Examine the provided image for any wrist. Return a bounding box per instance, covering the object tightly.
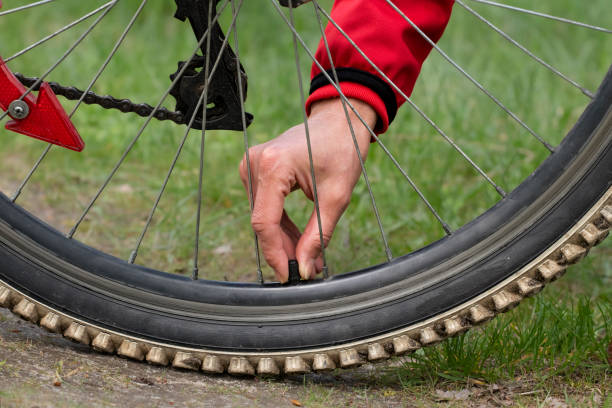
[305,79,391,133]
[309,97,377,136]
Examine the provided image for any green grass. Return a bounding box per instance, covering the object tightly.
[293,247,612,405]
[0,1,611,403]
[396,293,610,386]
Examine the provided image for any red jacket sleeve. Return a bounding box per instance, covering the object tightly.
[305,0,454,133]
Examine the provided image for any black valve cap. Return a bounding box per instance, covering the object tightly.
[287,260,301,285]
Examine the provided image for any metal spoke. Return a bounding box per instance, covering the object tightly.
[383,0,554,152]
[129,61,210,265]
[0,0,55,17]
[129,0,241,270]
[288,0,329,277]
[0,0,119,123]
[469,0,612,34]
[315,4,507,197]
[193,0,215,280]
[312,3,392,262]
[67,0,231,239]
[11,0,148,203]
[67,0,148,118]
[193,0,244,280]
[5,1,116,63]
[271,0,453,235]
[457,0,594,98]
[229,0,264,283]
[11,145,52,202]
[191,0,215,281]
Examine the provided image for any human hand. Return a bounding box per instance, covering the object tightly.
[239,97,377,282]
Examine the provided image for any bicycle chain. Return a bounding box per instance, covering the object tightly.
[15,73,187,126]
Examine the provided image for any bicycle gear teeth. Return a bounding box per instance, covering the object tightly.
[0,193,610,377]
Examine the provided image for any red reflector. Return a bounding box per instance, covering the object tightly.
[0,57,84,152]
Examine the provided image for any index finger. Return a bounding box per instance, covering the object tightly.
[251,173,292,282]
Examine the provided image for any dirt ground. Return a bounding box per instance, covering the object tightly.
[0,308,422,408]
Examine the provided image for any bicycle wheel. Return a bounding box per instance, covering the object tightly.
[0,0,610,376]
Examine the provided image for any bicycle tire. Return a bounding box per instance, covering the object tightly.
[0,0,611,376]
[0,53,610,375]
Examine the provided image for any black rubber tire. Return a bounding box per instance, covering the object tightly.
[0,66,610,354]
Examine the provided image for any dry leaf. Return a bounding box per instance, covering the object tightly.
[115,184,134,194]
[64,366,83,379]
[213,244,232,255]
[543,397,568,408]
[53,381,61,387]
[290,399,303,407]
[487,384,501,393]
[468,378,487,386]
[435,389,471,401]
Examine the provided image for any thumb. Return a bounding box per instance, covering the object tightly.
[296,196,347,279]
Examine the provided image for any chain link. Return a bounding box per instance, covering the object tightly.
[15,73,187,125]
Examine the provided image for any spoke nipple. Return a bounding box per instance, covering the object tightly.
[442,223,453,235]
[385,249,394,262]
[257,269,264,285]
[496,186,507,197]
[128,251,137,264]
[192,267,199,281]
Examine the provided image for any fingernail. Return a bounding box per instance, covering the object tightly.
[299,261,314,280]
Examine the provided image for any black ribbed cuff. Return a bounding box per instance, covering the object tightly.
[309,68,398,125]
